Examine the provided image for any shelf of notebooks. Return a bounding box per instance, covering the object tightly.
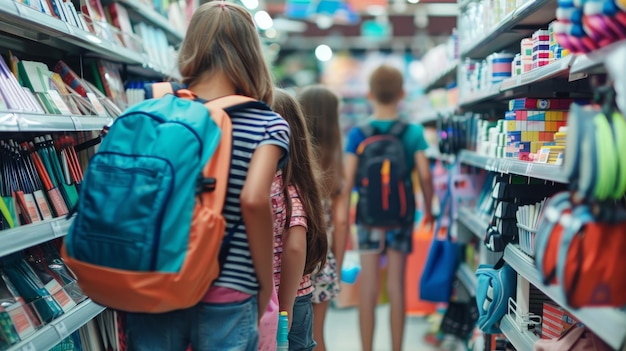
[110,0,186,44]
[504,244,626,350]
[458,150,569,183]
[424,60,459,93]
[0,0,180,80]
[6,299,105,351]
[460,0,559,59]
[457,205,489,240]
[0,217,74,258]
[499,313,540,351]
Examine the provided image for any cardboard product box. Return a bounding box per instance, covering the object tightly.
[541,303,579,339]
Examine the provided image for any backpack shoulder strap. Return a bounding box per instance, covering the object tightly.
[388,121,409,139]
[358,123,377,138]
[145,82,186,99]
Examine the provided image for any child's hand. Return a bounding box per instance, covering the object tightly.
[422,213,435,231]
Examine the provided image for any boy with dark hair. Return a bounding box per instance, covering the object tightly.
[343,64,435,351]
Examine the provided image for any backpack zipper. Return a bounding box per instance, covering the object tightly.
[381,159,390,210]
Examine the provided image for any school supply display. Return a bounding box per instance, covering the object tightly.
[354,121,415,227]
[534,192,626,308]
[420,188,459,303]
[554,0,626,54]
[516,199,547,256]
[475,259,517,334]
[62,82,267,313]
[563,102,626,202]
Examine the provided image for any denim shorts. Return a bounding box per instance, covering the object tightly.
[357,225,413,254]
[126,296,258,351]
[288,293,316,351]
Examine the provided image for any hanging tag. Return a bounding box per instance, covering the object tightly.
[53,320,70,340]
[51,220,63,238]
[526,162,534,175]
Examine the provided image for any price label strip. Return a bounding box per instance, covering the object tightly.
[53,321,69,340]
[51,220,64,238]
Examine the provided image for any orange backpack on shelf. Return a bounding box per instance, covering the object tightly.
[535,192,626,308]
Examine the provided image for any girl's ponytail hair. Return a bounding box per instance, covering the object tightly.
[272,89,328,275]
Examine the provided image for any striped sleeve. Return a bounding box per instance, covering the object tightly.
[259,115,290,167]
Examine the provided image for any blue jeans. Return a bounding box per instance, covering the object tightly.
[126,297,258,351]
[288,293,316,351]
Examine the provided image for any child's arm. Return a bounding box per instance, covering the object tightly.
[241,144,283,320]
[330,189,349,282]
[414,151,434,225]
[278,224,307,329]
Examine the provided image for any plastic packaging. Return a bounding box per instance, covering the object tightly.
[277,311,289,350]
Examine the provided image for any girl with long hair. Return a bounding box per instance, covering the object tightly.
[125,3,289,350]
[298,85,348,351]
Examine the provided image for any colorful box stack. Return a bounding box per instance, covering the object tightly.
[536,126,567,165]
[532,29,551,69]
[548,21,569,60]
[542,303,579,339]
[488,52,515,85]
[503,98,571,160]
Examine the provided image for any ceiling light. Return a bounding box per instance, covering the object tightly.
[254,11,274,30]
[265,28,277,39]
[315,44,333,62]
[408,0,420,3]
[315,15,334,30]
[240,0,259,10]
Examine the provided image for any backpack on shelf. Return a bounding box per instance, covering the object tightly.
[355,121,415,228]
[62,82,263,313]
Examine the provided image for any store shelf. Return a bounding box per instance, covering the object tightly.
[0,112,113,132]
[500,55,574,91]
[459,84,502,108]
[0,217,74,258]
[418,106,457,124]
[570,39,626,76]
[500,313,540,350]
[458,150,568,183]
[113,0,184,44]
[460,0,558,59]
[0,0,173,79]
[457,263,477,296]
[504,245,626,350]
[424,60,459,92]
[7,300,105,351]
[457,206,488,240]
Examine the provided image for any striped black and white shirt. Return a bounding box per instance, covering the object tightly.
[213,102,290,294]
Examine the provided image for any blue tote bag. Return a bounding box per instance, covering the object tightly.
[419,188,460,303]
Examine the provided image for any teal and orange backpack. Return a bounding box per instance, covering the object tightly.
[62,83,260,313]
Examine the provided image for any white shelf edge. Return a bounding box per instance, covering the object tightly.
[457,206,488,240]
[7,300,105,351]
[504,245,626,350]
[570,39,626,75]
[418,106,457,124]
[0,112,113,132]
[424,60,459,91]
[0,217,74,258]
[457,263,477,296]
[115,0,184,43]
[500,55,575,91]
[458,150,569,183]
[500,313,540,350]
[459,84,502,107]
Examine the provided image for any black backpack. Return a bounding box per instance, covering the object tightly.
[355,121,415,227]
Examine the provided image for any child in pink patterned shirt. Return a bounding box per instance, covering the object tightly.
[258,89,328,351]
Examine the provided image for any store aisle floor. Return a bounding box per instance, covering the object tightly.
[325,305,438,351]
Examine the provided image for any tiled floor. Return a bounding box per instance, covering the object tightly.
[325,304,439,351]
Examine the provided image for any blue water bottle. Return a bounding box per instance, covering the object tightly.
[276,311,289,350]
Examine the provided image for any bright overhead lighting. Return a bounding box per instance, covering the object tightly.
[315,44,333,62]
[254,11,274,30]
[240,0,259,10]
[265,28,277,39]
[408,0,420,3]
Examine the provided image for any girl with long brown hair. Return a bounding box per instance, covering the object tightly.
[298,85,348,351]
[262,88,328,351]
[125,3,289,350]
